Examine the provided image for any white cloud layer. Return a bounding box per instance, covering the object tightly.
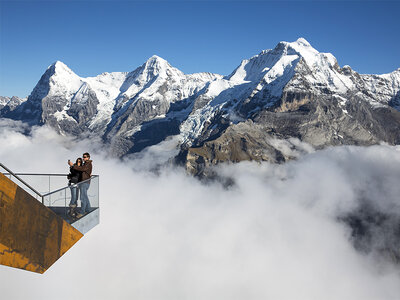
[0,121,400,300]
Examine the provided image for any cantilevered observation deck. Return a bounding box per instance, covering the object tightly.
[0,163,99,273]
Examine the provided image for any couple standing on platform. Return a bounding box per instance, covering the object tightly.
[67,152,92,219]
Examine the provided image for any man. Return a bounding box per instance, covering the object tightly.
[68,152,92,218]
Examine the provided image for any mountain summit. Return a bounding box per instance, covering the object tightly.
[1,39,399,170]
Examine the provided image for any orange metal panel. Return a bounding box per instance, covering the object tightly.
[60,221,82,257]
[0,173,17,206]
[0,173,83,273]
[0,242,45,274]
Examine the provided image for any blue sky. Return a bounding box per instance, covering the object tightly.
[1,0,399,98]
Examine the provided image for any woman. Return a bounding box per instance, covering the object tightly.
[67,158,83,217]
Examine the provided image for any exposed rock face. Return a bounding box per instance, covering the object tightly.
[1,38,400,167]
[182,94,400,176]
[182,121,292,177]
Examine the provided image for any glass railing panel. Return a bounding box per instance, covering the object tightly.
[87,176,99,209]
[14,175,50,196]
[42,185,70,208]
[42,176,99,223]
[12,174,69,196]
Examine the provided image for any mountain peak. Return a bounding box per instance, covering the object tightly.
[143,55,171,71]
[136,54,183,79]
[271,38,340,70]
[294,37,311,47]
[51,60,67,67]
[45,61,79,80]
[266,38,319,62]
[48,60,71,71]
[285,38,318,54]
[30,60,82,100]
[147,55,166,63]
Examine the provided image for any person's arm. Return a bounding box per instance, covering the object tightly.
[73,163,92,175]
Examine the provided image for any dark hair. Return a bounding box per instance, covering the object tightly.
[83,152,90,158]
[76,158,83,165]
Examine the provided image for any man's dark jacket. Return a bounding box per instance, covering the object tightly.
[73,160,92,181]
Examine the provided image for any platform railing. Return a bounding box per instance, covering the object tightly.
[42,176,99,209]
[0,163,99,222]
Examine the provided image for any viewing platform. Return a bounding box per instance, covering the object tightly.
[0,163,99,273]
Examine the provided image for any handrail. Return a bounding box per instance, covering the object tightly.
[3,173,99,177]
[41,175,98,197]
[0,163,44,202]
[3,173,69,177]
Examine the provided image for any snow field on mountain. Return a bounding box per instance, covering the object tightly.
[85,72,127,128]
[47,61,83,98]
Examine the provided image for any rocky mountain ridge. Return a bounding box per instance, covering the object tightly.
[1,38,400,174]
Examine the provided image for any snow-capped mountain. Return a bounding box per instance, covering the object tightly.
[179,39,400,175]
[1,38,400,170]
[180,38,400,142]
[2,56,221,151]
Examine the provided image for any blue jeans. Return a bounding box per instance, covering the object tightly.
[79,182,91,214]
[69,185,79,207]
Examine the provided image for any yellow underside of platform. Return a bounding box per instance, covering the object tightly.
[0,173,83,273]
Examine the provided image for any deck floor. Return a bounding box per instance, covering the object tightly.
[48,206,98,224]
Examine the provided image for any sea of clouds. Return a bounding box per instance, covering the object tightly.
[0,119,400,300]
